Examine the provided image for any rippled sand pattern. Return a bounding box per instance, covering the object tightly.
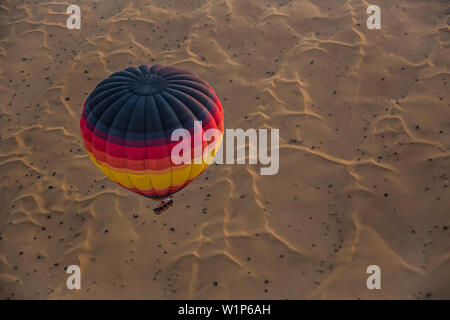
[0,0,449,299]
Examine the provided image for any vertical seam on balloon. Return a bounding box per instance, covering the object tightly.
[148,95,167,197]
[159,91,189,193]
[160,91,204,186]
[143,95,154,196]
[153,93,173,197]
[146,95,161,197]
[123,95,141,193]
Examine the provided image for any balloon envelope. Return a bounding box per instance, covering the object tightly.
[80,64,223,199]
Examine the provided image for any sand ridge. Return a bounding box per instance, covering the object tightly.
[0,0,449,299]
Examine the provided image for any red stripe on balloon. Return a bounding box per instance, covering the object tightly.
[81,116,222,162]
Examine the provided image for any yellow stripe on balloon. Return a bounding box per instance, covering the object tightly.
[87,133,222,192]
[89,154,206,191]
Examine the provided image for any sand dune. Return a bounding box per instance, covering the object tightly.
[0,0,449,299]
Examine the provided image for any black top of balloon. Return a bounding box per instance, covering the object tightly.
[83,64,222,141]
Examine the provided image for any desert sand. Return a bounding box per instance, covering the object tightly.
[0,0,449,299]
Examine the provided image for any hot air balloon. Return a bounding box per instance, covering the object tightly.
[80,64,224,214]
